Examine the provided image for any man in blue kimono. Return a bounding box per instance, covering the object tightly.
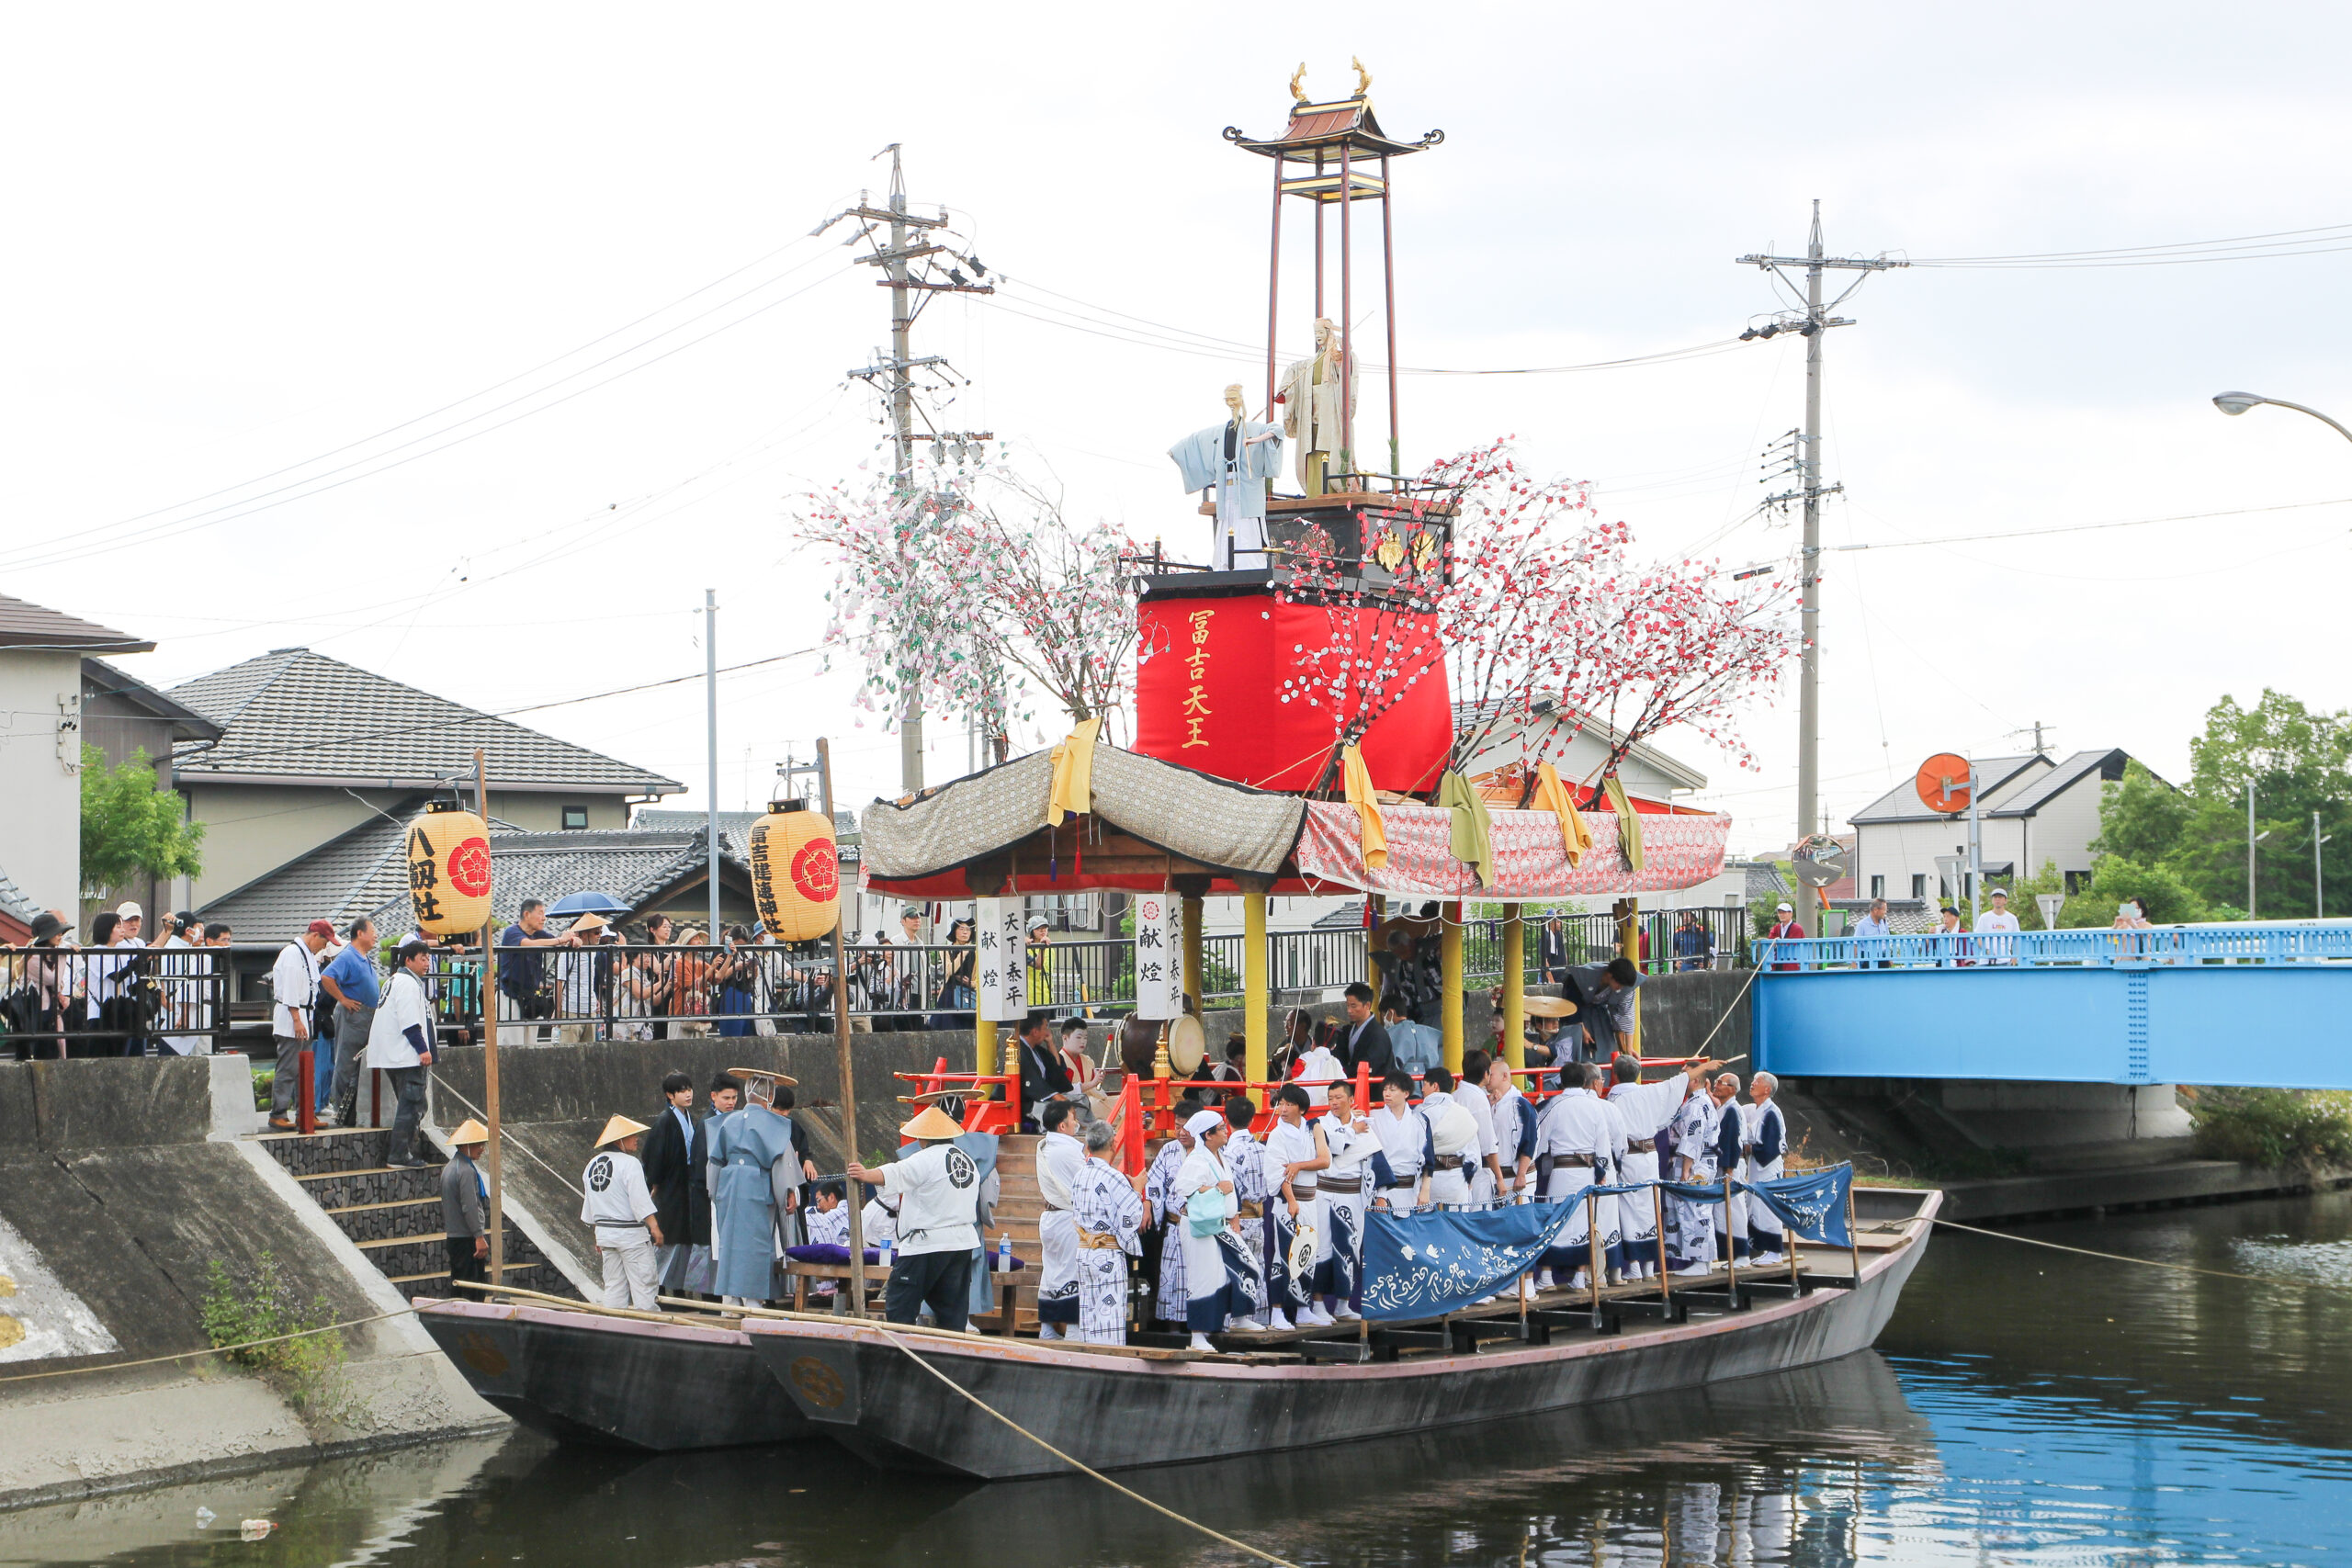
[706,1067,799,1305]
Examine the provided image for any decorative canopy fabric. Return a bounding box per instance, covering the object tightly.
[858,741,1307,886]
[1294,798,1729,897]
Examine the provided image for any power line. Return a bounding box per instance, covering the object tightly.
[1909,220,2352,268]
[0,253,857,572]
[1831,494,2352,551]
[180,647,821,770]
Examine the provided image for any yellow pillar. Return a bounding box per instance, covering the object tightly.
[975,1016,997,1083]
[1181,893,1204,1016]
[1500,903,1525,1070]
[1243,889,1270,1089]
[1441,901,1464,1074]
[1616,897,1642,1060]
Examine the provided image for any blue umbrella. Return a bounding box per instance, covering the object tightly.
[546,891,633,918]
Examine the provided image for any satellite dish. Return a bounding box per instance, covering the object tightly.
[1916,752,1973,815]
[1163,1014,1206,1076]
[1792,833,1849,888]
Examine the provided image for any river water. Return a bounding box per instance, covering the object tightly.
[5,1190,2349,1567]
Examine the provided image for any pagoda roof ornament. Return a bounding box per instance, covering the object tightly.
[1226,59,1442,160]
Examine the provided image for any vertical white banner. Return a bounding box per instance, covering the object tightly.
[976,897,1028,1022]
[1133,891,1182,1020]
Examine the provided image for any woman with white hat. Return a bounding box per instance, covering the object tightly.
[848,1101,987,1332]
[581,1115,663,1309]
[1171,1108,1264,1351]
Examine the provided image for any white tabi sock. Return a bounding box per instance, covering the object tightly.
[1188,1333,1214,1352]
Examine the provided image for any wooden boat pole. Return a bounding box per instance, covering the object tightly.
[1845,1184,1863,1285]
[1586,1187,1601,1317]
[1500,904,1525,1070]
[1722,1173,1739,1297]
[1242,884,1270,1088]
[818,739,869,1318]
[477,749,503,1290]
[1653,1183,1671,1306]
[1441,900,1464,1073]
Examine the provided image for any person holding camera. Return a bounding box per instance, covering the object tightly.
[497,899,576,1047]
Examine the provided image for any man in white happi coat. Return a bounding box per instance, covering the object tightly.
[581,1115,664,1309]
[1452,1050,1505,1204]
[1218,1097,1273,1326]
[1608,1054,1719,1280]
[1261,1085,1323,1330]
[1740,1072,1791,1264]
[1369,1071,1433,1213]
[1483,1055,1540,1203]
[1418,1066,1479,1207]
[1034,1100,1089,1340]
[1312,1079,1387,1323]
[846,1104,988,1332]
[1143,1122,1197,1328]
[1068,1119,1147,1345]
[1535,1063,1622,1292]
[1667,1077,1727,1275]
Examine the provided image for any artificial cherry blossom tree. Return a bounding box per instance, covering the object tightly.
[795,453,1140,757]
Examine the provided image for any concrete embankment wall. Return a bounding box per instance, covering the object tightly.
[0,1057,498,1511]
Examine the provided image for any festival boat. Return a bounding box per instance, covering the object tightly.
[737,1185,1936,1478]
[416,1295,815,1451]
[413,66,1930,1476]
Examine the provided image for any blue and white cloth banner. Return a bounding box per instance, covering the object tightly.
[1361,1202,1577,1321]
[1362,1165,1856,1319]
[1657,1163,1855,1247]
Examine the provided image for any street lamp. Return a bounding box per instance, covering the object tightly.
[2211,390,2352,446]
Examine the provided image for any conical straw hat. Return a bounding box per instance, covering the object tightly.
[450,1119,490,1145]
[899,1105,966,1141]
[1521,994,1578,1019]
[594,1114,650,1148]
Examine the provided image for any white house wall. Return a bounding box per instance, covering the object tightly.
[0,649,85,911]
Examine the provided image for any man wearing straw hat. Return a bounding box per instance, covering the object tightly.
[440,1119,492,1292]
[847,1100,986,1332]
[707,1069,800,1306]
[582,1115,663,1309]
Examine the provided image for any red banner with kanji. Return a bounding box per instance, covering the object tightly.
[1133,590,1452,793]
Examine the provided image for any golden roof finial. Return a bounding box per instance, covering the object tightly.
[1351,56,1373,103]
[1290,62,1309,105]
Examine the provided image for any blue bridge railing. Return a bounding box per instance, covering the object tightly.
[1756,920,2352,972]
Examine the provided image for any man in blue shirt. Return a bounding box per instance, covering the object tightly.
[319,918,381,1128]
[498,899,578,1047]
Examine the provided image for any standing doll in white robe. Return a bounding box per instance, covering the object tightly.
[1069,1120,1146,1345]
[1143,1123,1195,1328]
[1261,1084,1324,1331]
[1033,1100,1088,1341]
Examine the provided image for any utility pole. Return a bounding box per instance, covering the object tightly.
[825,145,994,796]
[2315,809,2330,920]
[1738,203,1906,936]
[705,589,720,942]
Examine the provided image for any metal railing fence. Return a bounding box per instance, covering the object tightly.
[0,942,233,1056]
[1756,919,2352,972]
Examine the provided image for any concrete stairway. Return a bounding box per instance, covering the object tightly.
[255,1126,572,1300]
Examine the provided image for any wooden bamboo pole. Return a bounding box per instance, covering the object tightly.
[1653,1183,1671,1306]
[477,749,503,1289]
[1722,1172,1740,1301]
[1586,1187,1602,1319]
[1845,1185,1863,1285]
[818,739,867,1318]
[1500,904,1525,1070]
[1441,901,1464,1073]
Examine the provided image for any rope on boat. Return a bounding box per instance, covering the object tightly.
[1932,1216,2352,1292]
[876,1327,1304,1568]
[0,1305,419,1384]
[433,1079,584,1198]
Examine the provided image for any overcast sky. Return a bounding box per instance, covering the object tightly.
[7,5,2350,853]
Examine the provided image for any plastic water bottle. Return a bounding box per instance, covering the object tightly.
[879,1237,895,1269]
[997,1233,1012,1274]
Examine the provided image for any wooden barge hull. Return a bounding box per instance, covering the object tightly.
[416,1298,817,1451]
[747,1190,1939,1480]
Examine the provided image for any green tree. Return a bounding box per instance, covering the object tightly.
[80,744,205,895]
[2170,691,2352,917]
[2090,761,2191,866]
